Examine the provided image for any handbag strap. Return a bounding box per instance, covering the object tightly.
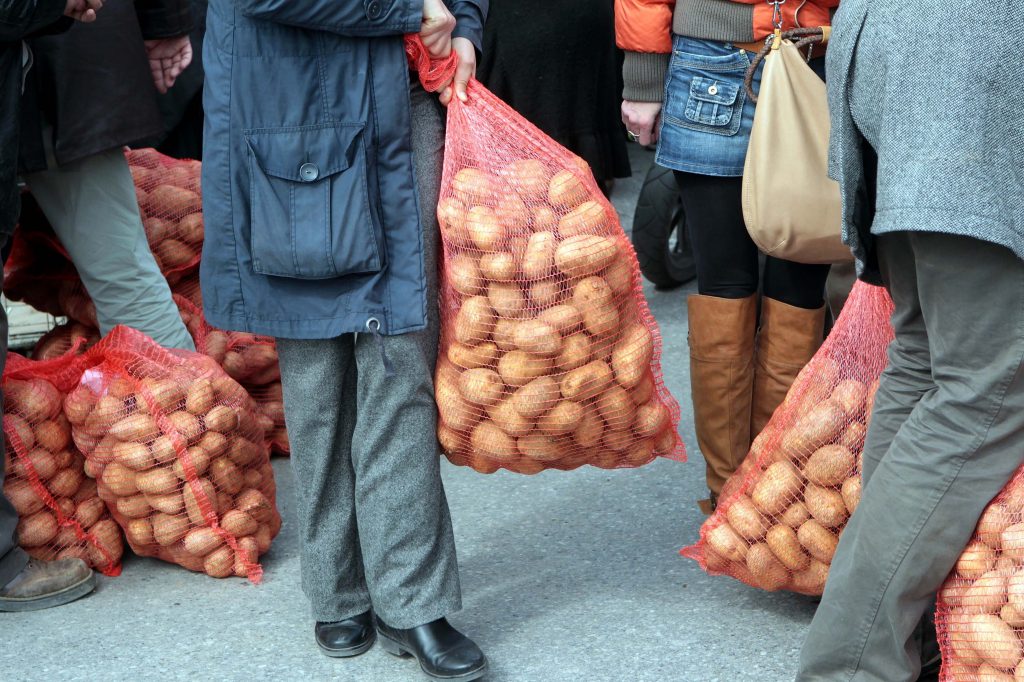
[744,27,829,103]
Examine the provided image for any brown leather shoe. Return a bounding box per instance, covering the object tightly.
[0,558,96,612]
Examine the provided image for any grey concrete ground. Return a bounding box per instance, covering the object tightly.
[1,146,819,682]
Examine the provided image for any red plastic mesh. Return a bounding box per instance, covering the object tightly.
[935,472,1024,679]
[32,321,100,361]
[682,281,894,594]
[66,326,280,581]
[406,36,685,474]
[3,348,123,576]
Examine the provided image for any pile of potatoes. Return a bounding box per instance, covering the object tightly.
[697,363,879,594]
[32,321,100,361]
[65,363,280,579]
[434,160,680,473]
[127,150,203,283]
[937,483,1024,679]
[3,377,123,574]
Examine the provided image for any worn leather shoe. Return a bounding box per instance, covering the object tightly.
[376,616,487,681]
[315,610,376,658]
[0,558,95,612]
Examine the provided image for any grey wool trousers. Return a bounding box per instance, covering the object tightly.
[797,232,1024,681]
[276,84,461,628]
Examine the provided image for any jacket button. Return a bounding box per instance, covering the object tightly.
[366,1,382,19]
[299,162,319,182]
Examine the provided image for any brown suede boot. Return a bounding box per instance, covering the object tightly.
[688,294,757,514]
[0,558,95,612]
[750,297,827,436]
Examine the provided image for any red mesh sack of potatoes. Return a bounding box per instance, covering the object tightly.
[65,326,280,581]
[681,282,894,594]
[405,37,685,474]
[32,321,100,361]
[3,349,123,575]
[125,148,203,285]
[934,472,1024,679]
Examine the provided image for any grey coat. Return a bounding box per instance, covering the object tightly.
[826,0,1024,283]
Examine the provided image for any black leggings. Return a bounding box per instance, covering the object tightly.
[674,171,830,309]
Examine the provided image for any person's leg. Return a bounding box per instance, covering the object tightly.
[25,148,194,350]
[797,232,1024,682]
[676,171,758,512]
[277,336,371,624]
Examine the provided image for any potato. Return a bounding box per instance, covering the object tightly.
[204,405,238,434]
[492,317,519,351]
[156,239,196,269]
[961,569,1008,615]
[183,477,217,526]
[962,540,999,578]
[573,406,604,448]
[453,168,498,206]
[466,206,504,251]
[507,159,550,202]
[747,542,790,591]
[978,503,1015,549]
[572,276,619,336]
[458,368,505,407]
[537,401,584,436]
[603,248,635,297]
[556,236,618,279]
[839,421,867,452]
[513,321,562,357]
[136,468,179,497]
[140,377,186,411]
[114,440,154,471]
[706,522,748,563]
[222,509,259,537]
[535,305,580,336]
[611,324,654,390]
[198,431,230,461]
[237,488,274,524]
[624,439,656,467]
[1002,603,1024,628]
[977,664,1014,682]
[556,200,608,239]
[437,424,465,456]
[780,399,847,461]
[183,527,225,557]
[561,360,614,401]
[16,510,58,547]
[438,196,470,246]
[533,206,558,232]
[102,462,139,497]
[968,614,1023,670]
[517,433,564,462]
[115,495,151,519]
[146,183,200,215]
[146,492,185,515]
[1008,569,1024,615]
[63,385,97,426]
[470,421,519,462]
[498,351,552,388]
[73,497,106,529]
[126,517,155,547]
[528,281,560,307]
[152,512,189,547]
[834,475,861,517]
[653,427,677,455]
[148,435,178,465]
[555,333,593,372]
[495,193,530,233]
[12,448,58,481]
[447,341,498,370]
[750,461,804,516]
[831,380,868,417]
[234,536,260,578]
[487,398,533,438]
[797,519,839,563]
[791,558,830,594]
[34,419,70,453]
[726,495,769,541]
[448,254,484,296]
[6,379,62,421]
[210,457,244,495]
[487,282,527,318]
[437,381,481,433]
[185,378,216,416]
[603,428,631,452]
[203,545,235,578]
[522,231,556,280]
[805,484,849,529]
[479,251,518,281]
[866,378,880,422]
[548,169,587,208]
[107,412,157,443]
[947,618,986,667]
[766,524,810,571]
[512,377,561,419]
[633,401,669,439]
[803,444,855,488]
[631,373,656,406]
[82,394,124,438]
[594,386,636,431]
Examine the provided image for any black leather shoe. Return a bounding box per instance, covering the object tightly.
[376,616,488,681]
[315,610,376,658]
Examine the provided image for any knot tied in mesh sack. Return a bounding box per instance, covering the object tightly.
[405,34,459,94]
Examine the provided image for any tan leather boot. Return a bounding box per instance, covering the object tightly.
[688,294,757,514]
[750,297,827,436]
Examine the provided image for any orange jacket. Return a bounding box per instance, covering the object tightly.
[616,0,839,54]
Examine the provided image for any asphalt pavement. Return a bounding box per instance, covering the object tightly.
[2,145,819,682]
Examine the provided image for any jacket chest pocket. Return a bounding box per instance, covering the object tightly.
[245,123,384,280]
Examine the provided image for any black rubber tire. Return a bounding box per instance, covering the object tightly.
[631,163,697,290]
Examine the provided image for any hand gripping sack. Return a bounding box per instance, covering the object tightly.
[936,471,1024,679]
[405,37,685,474]
[682,282,893,593]
[3,347,123,575]
[66,327,280,581]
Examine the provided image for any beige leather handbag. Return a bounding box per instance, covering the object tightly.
[741,28,853,264]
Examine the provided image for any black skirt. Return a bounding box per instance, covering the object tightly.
[476,0,631,184]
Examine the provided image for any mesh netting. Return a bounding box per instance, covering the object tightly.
[682,281,894,593]
[936,471,1024,679]
[406,36,685,474]
[66,326,280,581]
[32,321,100,361]
[3,348,123,575]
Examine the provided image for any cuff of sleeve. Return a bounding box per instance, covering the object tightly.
[622,51,670,103]
[138,4,194,40]
[451,4,484,53]
[402,0,424,34]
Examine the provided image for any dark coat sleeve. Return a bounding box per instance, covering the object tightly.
[235,0,421,36]
[0,0,67,41]
[449,0,486,52]
[135,0,193,39]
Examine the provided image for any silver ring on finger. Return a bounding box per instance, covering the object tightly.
[626,130,640,143]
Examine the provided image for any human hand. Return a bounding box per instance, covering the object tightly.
[145,35,193,94]
[439,37,475,106]
[621,100,663,146]
[420,0,456,59]
[64,0,102,23]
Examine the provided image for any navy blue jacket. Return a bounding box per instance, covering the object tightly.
[200,0,485,338]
